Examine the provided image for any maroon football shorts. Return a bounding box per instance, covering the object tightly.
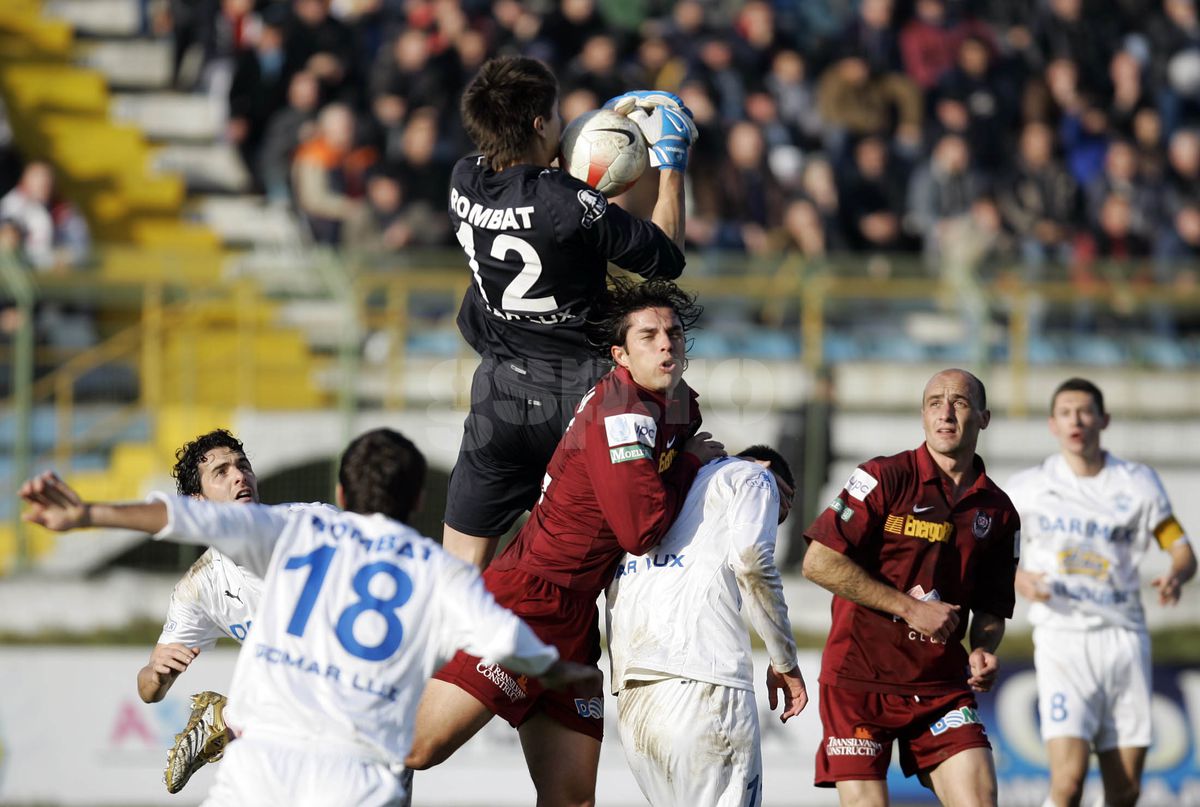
[815,683,991,785]
[432,567,605,741]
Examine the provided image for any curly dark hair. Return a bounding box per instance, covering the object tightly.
[172,429,247,496]
[338,428,427,523]
[587,277,703,357]
[461,56,558,172]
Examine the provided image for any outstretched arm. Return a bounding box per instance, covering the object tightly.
[21,471,167,533]
[802,540,961,643]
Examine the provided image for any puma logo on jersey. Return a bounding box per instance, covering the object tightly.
[224,588,243,604]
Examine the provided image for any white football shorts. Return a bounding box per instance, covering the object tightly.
[200,734,410,807]
[1033,624,1152,751]
[617,677,763,807]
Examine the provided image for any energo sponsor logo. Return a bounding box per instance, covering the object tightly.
[885,514,953,543]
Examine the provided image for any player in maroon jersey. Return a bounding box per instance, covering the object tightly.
[405,278,725,806]
[802,368,1020,807]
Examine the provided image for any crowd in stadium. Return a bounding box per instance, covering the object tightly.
[128,0,1197,282]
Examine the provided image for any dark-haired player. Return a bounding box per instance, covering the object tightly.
[22,429,600,807]
[137,429,264,793]
[606,444,809,806]
[443,55,699,570]
[802,368,1020,807]
[408,279,724,805]
[1006,378,1195,807]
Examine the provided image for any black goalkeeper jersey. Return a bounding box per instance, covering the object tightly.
[449,155,685,392]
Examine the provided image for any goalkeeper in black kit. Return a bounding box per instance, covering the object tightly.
[441,54,701,570]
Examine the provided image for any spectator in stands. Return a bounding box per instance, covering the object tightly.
[662,0,709,64]
[228,11,290,191]
[688,35,749,125]
[561,33,625,103]
[1147,0,1200,135]
[344,167,410,254]
[536,0,605,66]
[906,133,988,261]
[838,0,903,77]
[816,53,922,157]
[291,103,376,243]
[691,121,784,254]
[622,33,686,96]
[1031,0,1118,95]
[999,121,1078,270]
[199,0,254,106]
[283,0,358,103]
[1157,129,1200,264]
[0,161,90,270]
[259,70,320,203]
[1108,49,1155,139]
[1133,107,1169,183]
[389,107,450,246]
[1061,98,1112,188]
[900,0,995,91]
[839,136,914,253]
[930,35,1016,171]
[369,28,447,137]
[1085,140,1157,238]
[732,1,787,79]
[783,156,847,258]
[765,50,824,152]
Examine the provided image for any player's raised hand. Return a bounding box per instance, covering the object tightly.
[905,599,960,644]
[967,647,1000,692]
[1014,568,1051,602]
[20,471,90,531]
[538,660,603,693]
[603,89,699,171]
[766,664,808,722]
[684,431,726,465]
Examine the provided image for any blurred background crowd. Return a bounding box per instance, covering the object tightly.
[117,0,1200,283]
[4,0,1200,348]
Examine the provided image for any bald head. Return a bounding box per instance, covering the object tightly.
[923,368,986,410]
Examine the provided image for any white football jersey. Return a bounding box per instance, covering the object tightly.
[151,494,559,766]
[158,548,263,648]
[1006,452,1187,631]
[156,503,336,648]
[606,457,798,693]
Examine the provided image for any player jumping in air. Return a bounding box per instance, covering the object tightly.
[442,54,699,570]
[407,279,725,806]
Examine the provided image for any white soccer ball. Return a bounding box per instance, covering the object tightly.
[559,109,649,198]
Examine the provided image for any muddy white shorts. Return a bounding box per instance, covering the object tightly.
[1033,624,1152,751]
[199,734,410,807]
[616,677,763,807]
